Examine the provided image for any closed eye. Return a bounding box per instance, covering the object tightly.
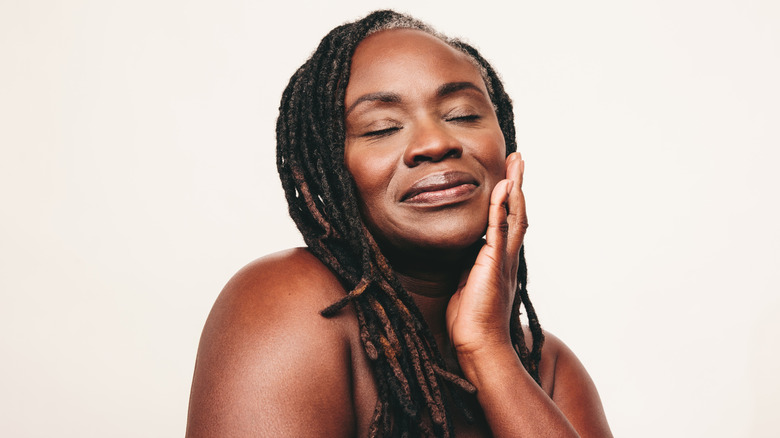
[362,126,402,137]
[446,114,481,123]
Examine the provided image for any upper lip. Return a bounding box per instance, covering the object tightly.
[401,171,478,201]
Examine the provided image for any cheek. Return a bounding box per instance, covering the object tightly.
[344,146,398,206]
[343,147,401,244]
[476,130,508,180]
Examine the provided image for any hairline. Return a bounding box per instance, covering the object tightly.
[361,22,497,105]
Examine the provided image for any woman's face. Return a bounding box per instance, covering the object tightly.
[344,28,507,255]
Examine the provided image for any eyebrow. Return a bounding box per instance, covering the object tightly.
[344,81,487,118]
[345,92,401,117]
[435,81,486,99]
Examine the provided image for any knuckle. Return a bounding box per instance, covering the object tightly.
[507,213,529,230]
[495,221,510,235]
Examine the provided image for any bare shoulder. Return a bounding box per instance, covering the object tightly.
[186,248,358,437]
[536,330,613,438]
[209,247,349,322]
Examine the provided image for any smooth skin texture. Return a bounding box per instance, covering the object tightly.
[187,29,612,437]
[343,29,506,255]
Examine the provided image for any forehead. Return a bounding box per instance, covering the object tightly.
[345,28,487,102]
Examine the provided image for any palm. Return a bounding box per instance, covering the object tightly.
[446,153,526,355]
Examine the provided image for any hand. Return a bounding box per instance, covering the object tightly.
[446,152,528,356]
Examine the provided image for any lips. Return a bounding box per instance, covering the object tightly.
[401,171,479,204]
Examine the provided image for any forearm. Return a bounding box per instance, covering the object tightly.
[458,345,580,438]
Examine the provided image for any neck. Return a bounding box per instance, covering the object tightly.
[384,242,481,339]
[395,272,455,341]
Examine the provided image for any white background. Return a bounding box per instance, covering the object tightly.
[1,1,778,436]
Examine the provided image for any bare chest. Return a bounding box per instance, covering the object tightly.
[348,336,492,437]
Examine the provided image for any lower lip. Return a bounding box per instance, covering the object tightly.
[403,183,478,206]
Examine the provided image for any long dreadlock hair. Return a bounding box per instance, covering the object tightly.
[276,10,544,437]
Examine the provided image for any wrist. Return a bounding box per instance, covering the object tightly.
[456,342,522,389]
[451,321,512,357]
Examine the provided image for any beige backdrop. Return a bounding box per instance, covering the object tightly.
[1,0,778,436]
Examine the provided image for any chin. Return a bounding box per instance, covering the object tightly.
[364,202,490,261]
[370,221,487,272]
[406,221,487,252]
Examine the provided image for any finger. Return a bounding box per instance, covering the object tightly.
[504,155,526,293]
[482,178,513,266]
[505,152,520,182]
[505,153,528,261]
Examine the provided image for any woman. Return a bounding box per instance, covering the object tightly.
[187,10,612,437]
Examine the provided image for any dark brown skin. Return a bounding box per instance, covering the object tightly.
[187,29,613,437]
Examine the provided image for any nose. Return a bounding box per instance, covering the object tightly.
[402,120,463,167]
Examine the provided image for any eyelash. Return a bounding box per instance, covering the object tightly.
[363,127,401,137]
[361,115,481,138]
[446,114,481,123]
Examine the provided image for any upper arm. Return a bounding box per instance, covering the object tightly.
[546,333,613,438]
[186,251,356,437]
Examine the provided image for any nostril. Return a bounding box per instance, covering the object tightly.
[403,124,464,166]
[411,147,460,165]
[442,149,461,160]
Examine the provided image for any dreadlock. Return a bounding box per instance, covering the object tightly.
[275,10,544,437]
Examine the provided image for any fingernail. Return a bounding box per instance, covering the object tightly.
[506,180,514,195]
